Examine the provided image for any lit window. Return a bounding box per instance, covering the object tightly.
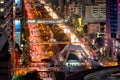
[0,8,4,12]
[0,0,4,3]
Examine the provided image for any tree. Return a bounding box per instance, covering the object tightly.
[14,75,23,80]
[14,71,42,80]
[23,70,42,80]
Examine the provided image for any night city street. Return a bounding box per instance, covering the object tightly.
[0,0,120,80]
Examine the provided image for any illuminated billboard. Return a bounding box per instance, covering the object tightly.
[15,0,21,8]
[15,20,21,32]
[14,20,21,46]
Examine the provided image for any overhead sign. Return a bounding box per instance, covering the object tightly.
[27,20,36,23]
[37,19,63,23]
[27,19,64,24]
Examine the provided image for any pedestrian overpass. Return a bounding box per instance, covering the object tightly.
[27,19,67,24]
[51,44,94,67]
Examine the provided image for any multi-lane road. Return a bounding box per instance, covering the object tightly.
[24,0,97,67]
[41,0,95,62]
[24,0,50,72]
[12,0,118,80]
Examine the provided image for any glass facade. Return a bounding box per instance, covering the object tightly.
[106,0,120,38]
[117,0,120,37]
[109,0,117,38]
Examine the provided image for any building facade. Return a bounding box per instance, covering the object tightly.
[85,4,106,23]
[0,0,14,79]
[106,0,120,39]
[0,0,13,52]
[95,0,106,4]
[106,0,120,59]
[106,0,117,38]
[69,2,82,17]
[0,0,24,79]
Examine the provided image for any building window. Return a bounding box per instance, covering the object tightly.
[0,8,4,12]
[0,0,4,3]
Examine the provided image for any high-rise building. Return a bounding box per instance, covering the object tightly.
[0,0,15,79]
[0,0,23,79]
[0,0,13,52]
[85,4,106,22]
[106,0,119,38]
[106,0,120,58]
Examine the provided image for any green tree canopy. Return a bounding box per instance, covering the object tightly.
[14,71,42,80]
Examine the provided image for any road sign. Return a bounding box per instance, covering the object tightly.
[27,19,64,24]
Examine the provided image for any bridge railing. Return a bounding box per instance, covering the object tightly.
[84,67,120,80]
[65,66,120,80]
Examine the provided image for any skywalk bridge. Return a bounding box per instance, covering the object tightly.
[27,19,68,24]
